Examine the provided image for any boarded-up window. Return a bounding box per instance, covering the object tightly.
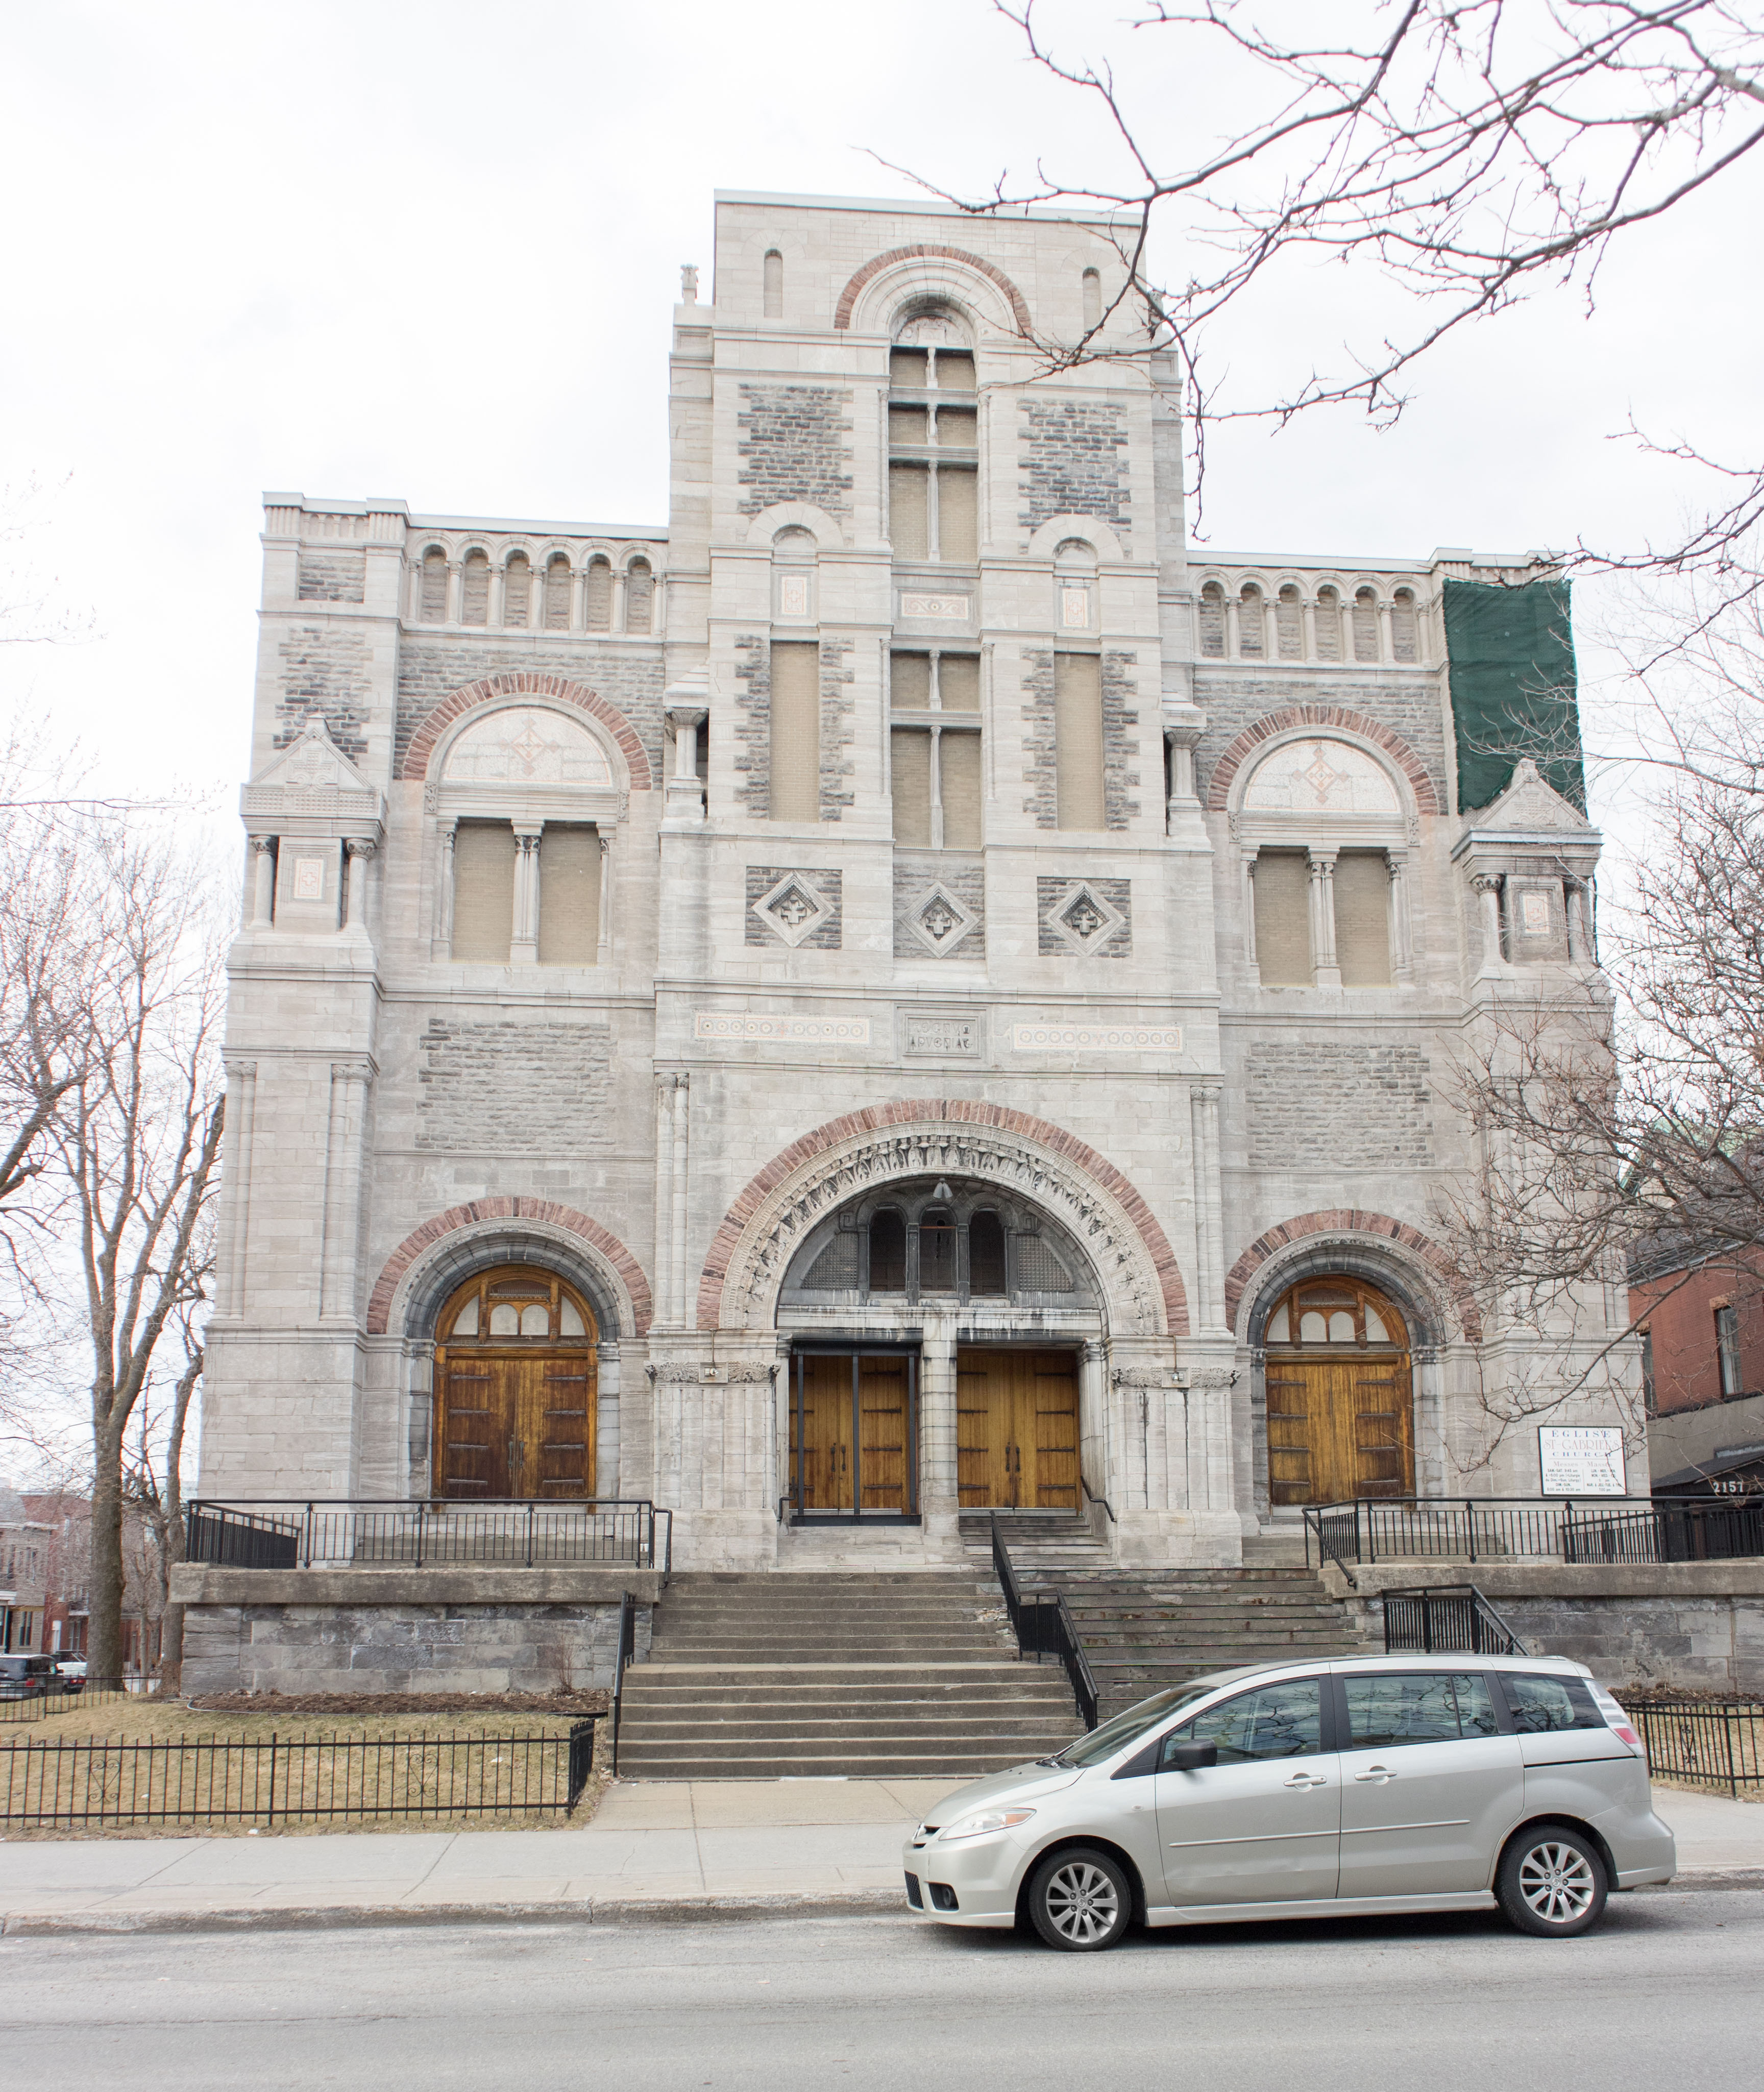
[869,1210,906,1290]
[544,555,571,630]
[891,728,932,845]
[1254,851,1311,984]
[585,558,612,630]
[890,404,929,446]
[537,824,600,965]
[1333,852,1391,985]
[626,559,654,635]
[1353,588,1380,662]
[937,405,976,447]
[1391,590,1418,662]
[890,463,929,558]
[939,654,979,710]
[763,248,783,318]
[889,347,928,389]
[1054,653,1105,831]
[891,653,931,709]
[503,553,531,627]
[1198,584,1226,658]
[1082,267,1102,329]
[938,466,978,561]
[1277,585,1303,659]
[936,351,975,391]
[1238,587,1264,657]
[969,1210,1007,1295]
[769,640,820,821]
[420,549,448,623]
[941,731,983,847]
[461,550,490,626]
[1314,590,1342,661]
[452,822,515,962]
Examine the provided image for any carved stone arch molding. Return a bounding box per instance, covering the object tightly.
[399,673,654,789]
[1225,1208,1479,1348]
[836,246,1033,336]
[1206,705,1439,816]
[368,1198,653,1341]
[698,1101,1188,1336]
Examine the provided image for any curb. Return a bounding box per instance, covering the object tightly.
[1,1888,905,1938]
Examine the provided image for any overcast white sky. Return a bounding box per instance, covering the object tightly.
[4,0,1759,825]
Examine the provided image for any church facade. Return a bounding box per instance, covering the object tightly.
[202,189,1636,1570]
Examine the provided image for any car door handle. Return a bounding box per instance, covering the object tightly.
[1354,1767,1395,1783]
[1284,1772,1329,1788]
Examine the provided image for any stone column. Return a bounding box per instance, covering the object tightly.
[1302,596,1317,661]
[445,560,462,624]
[249,838,276,928]
[216,1058,257,1318]
[666,704,708,822]
[597,835,614,961]
[1377,599,1394,662]
[319,1059,373,1322]
[1241,848,1260,982]
[1225,594,1241,659]
[1079,1340,1107,1517]
[652,1078,678,1328]
[1387,849,1414,981]
[669,1072,692,1329]
[1189,1084,1226,1332]
[1473,874,1506,971]
[1566,880,1592,962]
[344,838,375,932]
[918,1316,960,1537]
[431,818,457,960]
[570,563,587,631]
[1308,848,1341,987]
[510,824,542,963]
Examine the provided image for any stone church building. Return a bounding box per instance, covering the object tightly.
[201,188,1634,1578]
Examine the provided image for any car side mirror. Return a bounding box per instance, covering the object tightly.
[1164,1739,1217,1772]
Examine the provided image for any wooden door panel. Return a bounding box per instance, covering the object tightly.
[795,1355,854,1513]
[1027,1354,1080,1509]
[859,1357,911,1512]
[1350,1364,1412,1497]
[956,1351,1013,1506]
[531,1359,595,1497]
[438,1362,509,1497]
[1265,1370,1316,1506]
[1263,1357,1414,1505]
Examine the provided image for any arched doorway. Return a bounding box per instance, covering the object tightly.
[432,1266,598,1498]
[1263,1274,1414,1504]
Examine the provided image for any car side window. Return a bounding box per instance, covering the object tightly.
[1170,1678,1324,1764]
[1343,1671,1500,1748]
[1501,1674,1602,1733]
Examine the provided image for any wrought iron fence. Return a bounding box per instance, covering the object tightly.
[610,1589,638,1773]
[0,1722,599,1827]
[1631,1701,1764,1798]
[1382,1585,1529,1657]
[0,1680,159,1725]
[990,1514,1099,1731]
[185,1498,672,1571]
[1563,1499,1764,1565]
[1304,1496,1682,1578]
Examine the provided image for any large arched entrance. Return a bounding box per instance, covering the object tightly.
[1263,1274,1414,1504]
[432,1265,599,1498]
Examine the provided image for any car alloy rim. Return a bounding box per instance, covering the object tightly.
[1045,1861,1120,1944]
[1517,1841,1596,1924]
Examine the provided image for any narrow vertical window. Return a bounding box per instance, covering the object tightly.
[890,728,932,846]
[763,248,783,318]
[1253,850,1312,984]
[1082,267,1101,329]
[585,557,612,631]
[503,552,531,627]
[940,731,983,847]
[460,550,490,626]
[869,1211,906,1291]
[1717,1303,1743,1397]
[1640,1327,1655,1413]
[969,1211,1007,1295]
[938,466,978,561]
[1054,653,1105,831]
[769,639,820,822]
[420,548,448,623]
[1391,588,1419,662]
[1238,585,1265,658]
[1314,587,1342,661]
[1333,851,1392,986]
[1353,587,1380,662]
[889,463,929,558]
[544,554,572,630]
[537,824,601,964]
[1276,583,1303,659]
[625,558,654,635]
[1198,582,1226,658]
[451,821,516,961]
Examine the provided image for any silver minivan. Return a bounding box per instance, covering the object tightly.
[903,1653,1674,1951]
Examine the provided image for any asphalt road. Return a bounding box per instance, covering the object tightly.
[6,1890,1762,2090]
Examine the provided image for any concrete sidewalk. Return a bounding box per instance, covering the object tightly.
[2,1781,1759,1935]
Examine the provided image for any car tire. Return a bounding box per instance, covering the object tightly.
[1497,1822,1609,1938]
[1027,1846,1134,1952]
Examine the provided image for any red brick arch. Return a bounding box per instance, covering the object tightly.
[1224,1209,1480,1342]
[367,1198,652,1336]
[697,1099,1187,1333]
[834,246,1033,334]
[398,672,654,788]
[1204,707,1439,815]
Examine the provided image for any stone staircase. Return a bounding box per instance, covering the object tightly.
[958,1508,1111,1576]
[614,1571,1084,1780]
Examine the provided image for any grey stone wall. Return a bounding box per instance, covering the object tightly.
[275,625,372,756]
[394,642,666,775]
[1019,650,1057,827]
[818,638,856,819]
[1101,651,1142,829]
[1017,399,1131,545]
[1247,1042,1433,1170]
[736,384,853,518]
[297,552,365,603]
[182,1599,649,1695]
[732,633,771,817]
[416,1018,614,1153]
[1193,671,1447,807]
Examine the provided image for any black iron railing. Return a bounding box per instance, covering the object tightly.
[1563,1499,1764,1565]
[185,1498,671,1570]
[1631,1701,1764,1797]
[0,1722,599,1827]
[1303,1496,1664,1577]
[1382,1584,1529,1657]
[610,1589,638,1773]
[991,1514,1099,1731]
[0,1681,159,1725]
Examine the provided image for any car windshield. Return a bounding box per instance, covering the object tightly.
[1048,1672,1256,1767]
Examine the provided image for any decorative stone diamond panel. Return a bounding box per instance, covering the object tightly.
[1037,876,1132,959]
[745,866,842,949]
[892,854,985,960]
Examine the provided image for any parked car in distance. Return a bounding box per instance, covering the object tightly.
[0,1655,63,1701]
[52,1657,87,1692]
[903,1652,1674,1951]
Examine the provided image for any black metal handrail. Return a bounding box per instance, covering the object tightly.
[991,1514,1099,1731]
[184,1498,667,1570]
[1302,1495,1667,1574]
[1563,1498,1764,1565]
[1381,1584,1529,1657]
[1082,1477,1117,1524]
[610,1589,638,1774]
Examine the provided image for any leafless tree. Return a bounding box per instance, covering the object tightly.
[899,2,1764,570]
[120,1312,204,1687]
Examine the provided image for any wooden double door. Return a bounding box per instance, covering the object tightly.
[1265,1356,1414,1505]
[957,1348,1080,1510]
[791,1351,917,1517]
[434,1269,597,1498]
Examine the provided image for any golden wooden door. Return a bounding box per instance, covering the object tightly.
[1023,1352,1080,1510]
[1266,1356,1414,1504]
[858,1355,912,1512]
[794,1352,855,1513]
[434,1268,597,1499]
[437,1357,508,1496]
[957,1350,1013,1506]
[956,1349,1080,1508]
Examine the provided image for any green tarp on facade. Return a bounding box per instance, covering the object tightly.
[1443,575,1585,812]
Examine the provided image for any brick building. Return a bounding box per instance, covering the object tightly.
[1633,1247,1764,1493]
[197,190,1636,1614]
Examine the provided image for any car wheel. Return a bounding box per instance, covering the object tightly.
[1027,1847,1134,1952]
[1497,1822,1608,1937]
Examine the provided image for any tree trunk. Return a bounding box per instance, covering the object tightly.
[87,1431,126,1685]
